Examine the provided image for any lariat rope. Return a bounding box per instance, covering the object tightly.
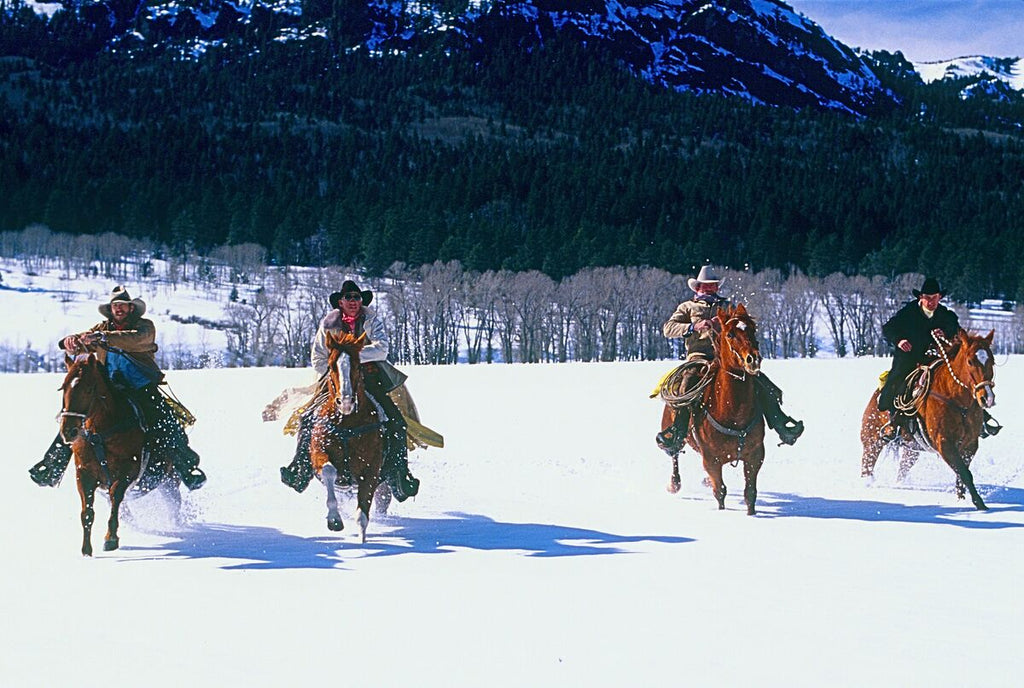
[894,331,994,416]
[658,359,715,408]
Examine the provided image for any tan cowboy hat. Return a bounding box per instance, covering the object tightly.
[98,285,146,318]
[687,265,722,292]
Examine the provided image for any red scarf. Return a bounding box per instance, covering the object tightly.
[341,312,359,333]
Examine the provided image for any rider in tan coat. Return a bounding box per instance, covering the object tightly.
[29,286,206,490]
[657,266,804,454]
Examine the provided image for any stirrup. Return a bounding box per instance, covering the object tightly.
[775,419,804,446]
[981,419,1002,438]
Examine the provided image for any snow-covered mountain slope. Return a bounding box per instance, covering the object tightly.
[20,0,899,115]
[915,55,1024,95]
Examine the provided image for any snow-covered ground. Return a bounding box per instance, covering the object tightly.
[1,260,1022,686]
[3,354,1023,687]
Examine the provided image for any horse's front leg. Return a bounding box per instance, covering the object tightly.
[949,445,986,511]
[668,455,682,494]
[77,469,97,557]
[104,479,128,551]
[702,457,726,509]
[937,437,987,511]
[321,463,344,531]
[355,474,379,544]
[742,453,764,516]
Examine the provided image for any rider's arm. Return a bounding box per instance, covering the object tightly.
[101,318,157,353]
[310,322,330,376]
[360,308,389,363]
[662,303,695,339]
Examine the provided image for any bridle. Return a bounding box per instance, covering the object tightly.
[931,331,995,405]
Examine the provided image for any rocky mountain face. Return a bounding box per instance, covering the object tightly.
[21,0,901,115]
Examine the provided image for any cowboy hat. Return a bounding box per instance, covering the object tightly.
[329,279,373,309]
[98,285,146,318]
[687,265,722,292]
[912,277,946,298]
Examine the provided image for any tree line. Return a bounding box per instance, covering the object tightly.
[0,21,1023,303]
[2,227,1021,376]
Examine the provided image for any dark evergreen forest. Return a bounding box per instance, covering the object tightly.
[1,6,1023,302]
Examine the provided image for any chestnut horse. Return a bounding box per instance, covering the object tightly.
[861,330,996,511]
[311,331,385,542]
[662,304,767,514]
[58,354,148,556]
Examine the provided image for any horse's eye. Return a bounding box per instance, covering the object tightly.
[727,331,736,339]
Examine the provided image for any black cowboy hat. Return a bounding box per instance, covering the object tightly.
[329,280,373,309]
[912,277,946,298]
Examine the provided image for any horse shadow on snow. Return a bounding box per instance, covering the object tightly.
[116,512,694,570]
[758,485,1024,529]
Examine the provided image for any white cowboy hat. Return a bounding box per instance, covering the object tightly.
[687,265,722,292]
[98,285,147,318]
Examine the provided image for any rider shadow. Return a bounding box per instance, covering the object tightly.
[117,524,359,570]
[359,512,695,559]
[115,513,694,570]
[758,488,1024,530]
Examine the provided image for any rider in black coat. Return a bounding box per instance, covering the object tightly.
[878,277,960,435]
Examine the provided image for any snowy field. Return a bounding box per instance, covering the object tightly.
[3,353,1023,687]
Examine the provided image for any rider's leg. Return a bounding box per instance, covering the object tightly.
[364,378,419,502]
[28,434,74,487]
[280,412,317,492]
[755,373,804,445]
[656,406,691,456]
[134,385,206,490]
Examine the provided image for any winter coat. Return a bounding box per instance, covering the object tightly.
[59,314,163,381]
[310,305,407,392]
[882,300,960,366]
[662,294,731,358]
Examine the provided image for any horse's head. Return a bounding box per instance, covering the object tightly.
[955,329,996,408]
[325,331,367,416]
[58,353,108,443]
[715,303,761,377]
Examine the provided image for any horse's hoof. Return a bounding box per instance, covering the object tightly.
[973,498,989,511]
[327,518,344,532]
[666,479,681,494]
[747,507,756,516]
[82,548,93,557]
[104,539,119,551]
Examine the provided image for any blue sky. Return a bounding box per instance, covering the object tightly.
[785,0,1024,62]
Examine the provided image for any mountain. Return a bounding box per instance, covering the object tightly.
[12,0,897,116]
[913,56,1024,101]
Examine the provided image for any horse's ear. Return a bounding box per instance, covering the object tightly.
[64,353,74,368]
[734,303,747,316]
[985,330,995,345]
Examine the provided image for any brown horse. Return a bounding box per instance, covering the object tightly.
[662,304,767,514]
[58,354,148,556]
[861,329,996,510]
[311,331,385,542]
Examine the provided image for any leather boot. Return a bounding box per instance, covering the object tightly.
[29,435,73,487]
[656,407,690,456]
[387,453,420,503]
[980,409,1001,438]
[280,415,315,493]
[173,445,206,490]
[756,377,803,445]
[880,411,902,442]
